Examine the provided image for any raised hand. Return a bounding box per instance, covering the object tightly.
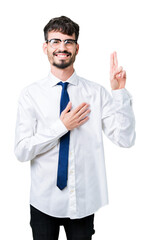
[110,51,126,90]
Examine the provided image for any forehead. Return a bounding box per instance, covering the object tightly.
[47,31,75,40]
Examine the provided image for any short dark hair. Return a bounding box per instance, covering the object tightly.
[43,16,79,41]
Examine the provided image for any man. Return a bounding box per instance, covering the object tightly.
[14,16,136,240]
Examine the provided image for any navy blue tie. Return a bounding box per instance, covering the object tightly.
[57,81,70,190]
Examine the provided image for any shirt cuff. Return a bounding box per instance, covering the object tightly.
[50,118,69,138]
[111,88,133,102]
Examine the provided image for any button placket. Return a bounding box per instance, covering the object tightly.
[68,134,77,217]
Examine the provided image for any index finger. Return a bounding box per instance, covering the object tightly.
[114,51,118,69]
[74,102,89,113]
[110,53,114,74]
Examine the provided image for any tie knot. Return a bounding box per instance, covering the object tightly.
[57,81,69,90]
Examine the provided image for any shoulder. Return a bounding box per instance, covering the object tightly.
[77,75,112,102]
[77,74,108,93]
[19,75,48,99]
[77,75,101,88]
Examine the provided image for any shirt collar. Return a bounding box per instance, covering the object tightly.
[48,70,79,87]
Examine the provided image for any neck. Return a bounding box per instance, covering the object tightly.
[50,65,74,81]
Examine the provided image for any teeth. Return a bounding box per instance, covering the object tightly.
[56,54,68,58]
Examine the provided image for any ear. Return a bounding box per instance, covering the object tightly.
[43,42,48,55]
[76,43,79,55]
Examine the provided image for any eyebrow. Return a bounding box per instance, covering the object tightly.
[46,38,77,42]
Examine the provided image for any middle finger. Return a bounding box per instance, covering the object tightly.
[77,104,90,117]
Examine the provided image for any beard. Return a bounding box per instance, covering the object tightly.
[48,50,77,69]
[53,59,74,69]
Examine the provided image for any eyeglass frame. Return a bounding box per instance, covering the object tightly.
[46,38,78,48]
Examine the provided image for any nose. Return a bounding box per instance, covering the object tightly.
[58,41,67,50]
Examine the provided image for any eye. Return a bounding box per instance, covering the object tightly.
[51,39,60,44]
[65,40,74,45]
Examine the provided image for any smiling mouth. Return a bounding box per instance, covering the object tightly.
[54,51,71,59]
[55,53,70,59]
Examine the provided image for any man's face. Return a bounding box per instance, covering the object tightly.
[44,31,79,69]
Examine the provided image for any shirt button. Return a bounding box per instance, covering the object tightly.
[70,189,74,193]
[70,151,74,156]
[70,170,74,174]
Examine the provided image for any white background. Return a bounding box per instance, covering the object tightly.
[0,0,149,239]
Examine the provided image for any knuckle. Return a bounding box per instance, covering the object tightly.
[76,120,80,125]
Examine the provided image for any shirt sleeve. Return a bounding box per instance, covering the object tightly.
[101,87,136,147]
[14,88,68,162]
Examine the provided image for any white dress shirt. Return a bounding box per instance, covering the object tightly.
[14,71,136,219]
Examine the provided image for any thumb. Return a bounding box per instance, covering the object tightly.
[64,101,72,113]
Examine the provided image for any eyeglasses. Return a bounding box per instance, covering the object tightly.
[46,38,77,49]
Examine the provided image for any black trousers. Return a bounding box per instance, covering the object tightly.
[30,205,95,240]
